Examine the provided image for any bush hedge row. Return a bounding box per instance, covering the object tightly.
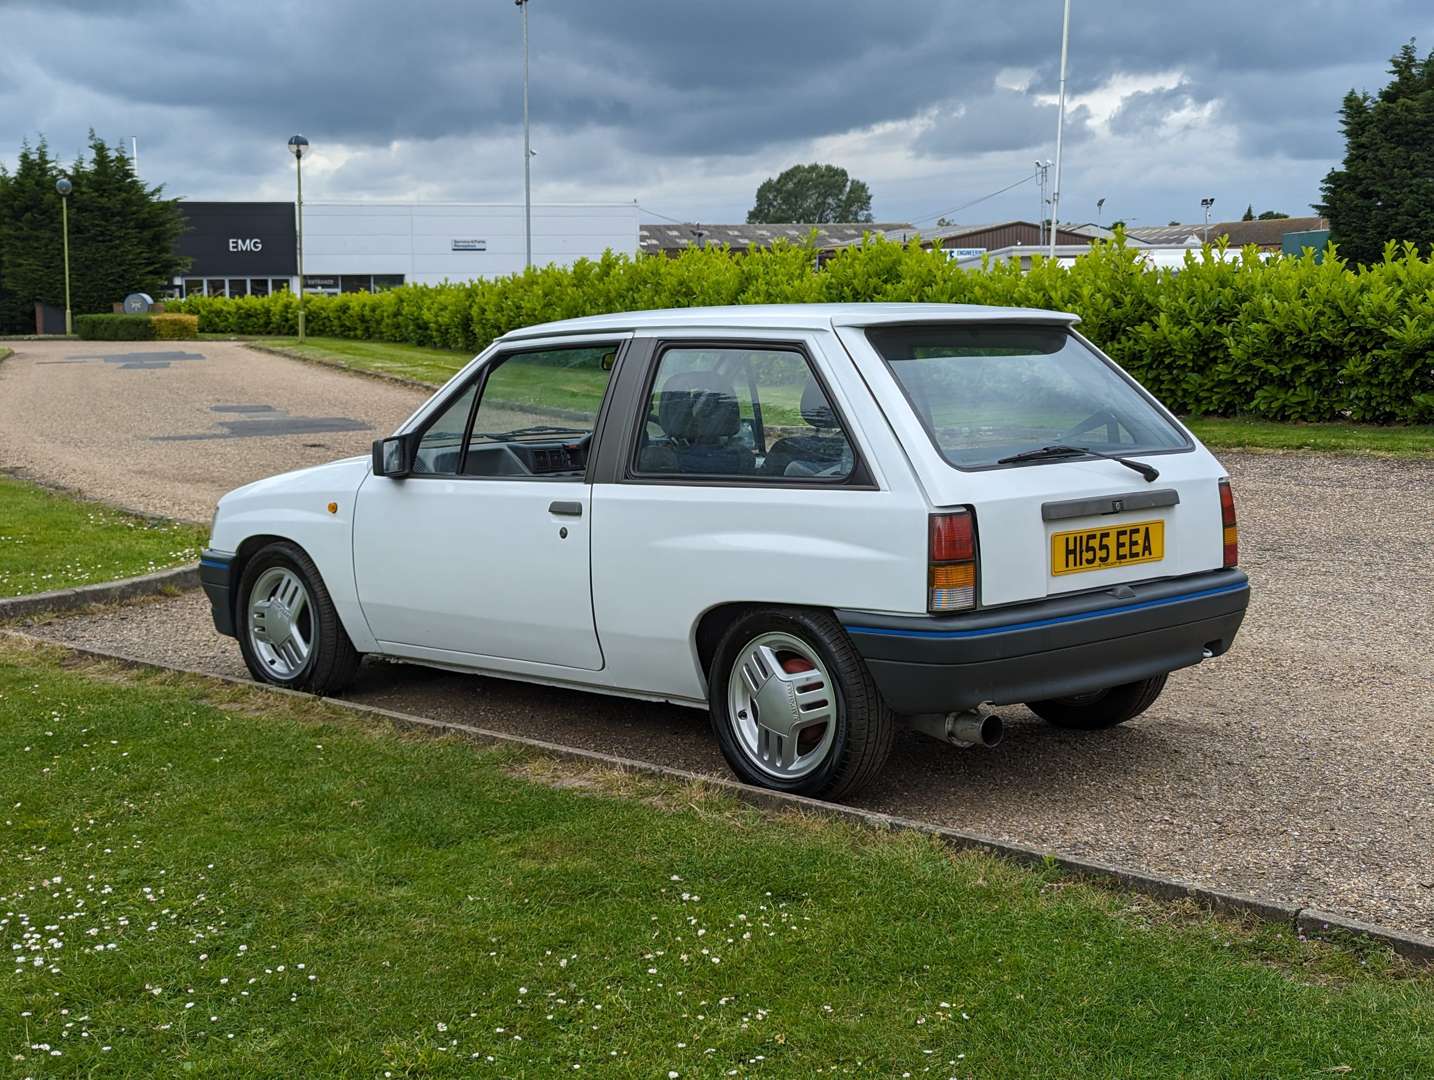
[76,312,199,341]
[174,239,1434,423]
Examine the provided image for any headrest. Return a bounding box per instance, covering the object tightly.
[801,379,839,429]
[658,371,741,442]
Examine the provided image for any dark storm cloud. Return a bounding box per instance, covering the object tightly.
[2,0,1432,220]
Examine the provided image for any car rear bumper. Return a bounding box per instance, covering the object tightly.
[836,568,1250,716]
[199,549,236,638]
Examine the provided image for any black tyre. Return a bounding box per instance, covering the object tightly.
[1027,674,1168,730]
[708,607,894,800]
[236,541,362,695]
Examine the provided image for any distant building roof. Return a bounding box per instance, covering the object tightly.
[1127,216,1327,249]
[868,220,1150,250]
[639,222,908,255]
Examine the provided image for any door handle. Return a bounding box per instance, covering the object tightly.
[548,500,583,517]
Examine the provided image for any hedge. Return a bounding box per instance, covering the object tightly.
[174,238,1434,423]
[75,312,199,341]
[150,313,199,340]
[75,313,153,340]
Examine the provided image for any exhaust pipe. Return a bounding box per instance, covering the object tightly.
[909,710,1004,749]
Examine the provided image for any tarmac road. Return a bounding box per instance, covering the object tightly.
[5,340,1432,936]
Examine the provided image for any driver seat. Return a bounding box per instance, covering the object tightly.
[637,371,755,475]
[761,380,850,476]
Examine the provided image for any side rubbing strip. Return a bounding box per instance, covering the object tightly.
[1042,488,1180,522]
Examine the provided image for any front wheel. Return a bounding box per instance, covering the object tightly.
[708,607,894,800]
[1027,674,1168,730]
[236,541,362,695]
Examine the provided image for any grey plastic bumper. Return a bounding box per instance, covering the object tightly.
[837,569,1250,716]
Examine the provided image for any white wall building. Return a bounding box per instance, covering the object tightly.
[173,200,640,297]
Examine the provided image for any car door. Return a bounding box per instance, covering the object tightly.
[351,335,629,671]
[588,331,931,701]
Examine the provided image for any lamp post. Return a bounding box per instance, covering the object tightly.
[516,0,533,270]
[288,134,309,342]
[1049,0,1072,259]
[1201,197,1215,245]
[55,177,73,336]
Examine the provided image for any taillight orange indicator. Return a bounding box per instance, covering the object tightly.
[1218,479,1238,567]
[929,510,977,612]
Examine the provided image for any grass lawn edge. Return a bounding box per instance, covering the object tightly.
[4,628,1430,973]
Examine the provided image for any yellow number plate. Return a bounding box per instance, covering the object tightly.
[1051,519,1164,576]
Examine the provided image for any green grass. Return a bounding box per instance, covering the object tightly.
[1183,415,1434,455]
[1,641,1430,1078]
[0,477,207,598]
[242,336,473,386]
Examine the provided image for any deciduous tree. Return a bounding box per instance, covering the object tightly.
[747,163,874,224]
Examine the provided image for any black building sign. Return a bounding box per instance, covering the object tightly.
[176,202,297,277]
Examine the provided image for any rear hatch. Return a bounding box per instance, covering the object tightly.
[839,319,1228,608]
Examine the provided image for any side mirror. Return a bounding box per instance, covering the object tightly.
[372,435,413,478]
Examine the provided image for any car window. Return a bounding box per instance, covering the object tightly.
[413,345,616,478]
[865,325,1189,470]
[633,346,855,481]
[413,383,478,475]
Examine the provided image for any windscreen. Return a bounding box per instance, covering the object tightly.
[865,324,1189,469]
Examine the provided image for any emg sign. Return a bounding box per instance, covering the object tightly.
[175,202,298,276]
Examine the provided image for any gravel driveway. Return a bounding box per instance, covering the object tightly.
[0,339,425,522]
[3,340,1431,936]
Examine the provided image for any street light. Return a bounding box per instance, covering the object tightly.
[516,0,533,270]
[1201,197,1215,244]
[55,177,73,336]
[288,134,309,342]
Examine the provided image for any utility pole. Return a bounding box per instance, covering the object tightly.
[1034,160,1051,247]
[1049,0,1071,259]
[1201,197,1215,245]
[517,0,533,270]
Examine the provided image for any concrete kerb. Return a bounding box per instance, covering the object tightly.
[3,628,1430,966]
[0,565,199,621]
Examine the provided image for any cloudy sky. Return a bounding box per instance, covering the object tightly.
[4,0,1431,229]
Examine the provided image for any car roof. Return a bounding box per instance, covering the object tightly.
[500,303,1080,340]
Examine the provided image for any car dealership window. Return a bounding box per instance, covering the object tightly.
[634,346,855,481]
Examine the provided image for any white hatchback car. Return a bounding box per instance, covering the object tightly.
[202,304,1249,798]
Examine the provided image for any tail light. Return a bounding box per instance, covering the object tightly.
[929,510,977,612]
[1218,479,1238,567]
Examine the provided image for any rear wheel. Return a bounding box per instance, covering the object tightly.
[236,541,362,695]
[708,607,894,800]
[1027,674,1167,730]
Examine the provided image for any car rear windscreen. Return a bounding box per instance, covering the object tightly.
[865,324,1189,469]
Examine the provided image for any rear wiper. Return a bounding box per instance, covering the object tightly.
[472,425,589,440]
[996,445,1160,483]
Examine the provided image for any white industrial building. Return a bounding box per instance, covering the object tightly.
[173,200,640,297]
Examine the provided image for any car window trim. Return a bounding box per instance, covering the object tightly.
[405,335,633,483]
[613,336,875,490]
